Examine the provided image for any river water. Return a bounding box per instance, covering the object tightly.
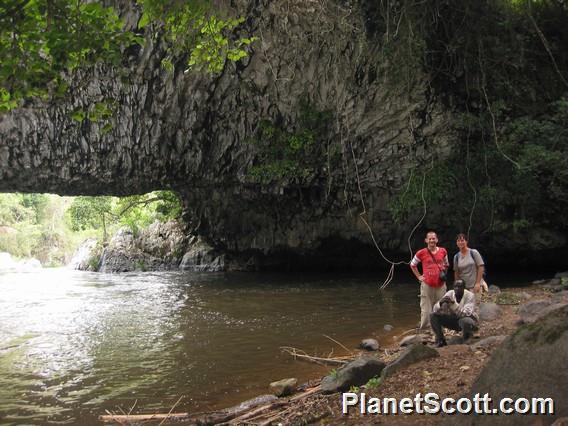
[0,268,537,424]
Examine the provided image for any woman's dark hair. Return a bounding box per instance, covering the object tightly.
[456,233,468,241]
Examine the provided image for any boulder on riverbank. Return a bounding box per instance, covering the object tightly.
[359,339,379,351]
[458,305,568,425]
[381,343,439,381]
[269,378,297,397]
[479,302,501,321]
[320,357,386,394]
[518,298,567,324]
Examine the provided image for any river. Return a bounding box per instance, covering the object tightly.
[0,268,538,424]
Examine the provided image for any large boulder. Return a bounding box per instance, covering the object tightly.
[518,299,568,324]
[320,357,386,394]
[456,305,568,425]
[98,221,187,273]
[98,228,138,273]
[381,343,439,380]
[399,334,426,347]
[470,335,507,351]
[479,302,501,321]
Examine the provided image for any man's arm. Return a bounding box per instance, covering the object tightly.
[455,292,476,318]
[472,250,485,293]
[410,253,424,282]
[433,291,453,313]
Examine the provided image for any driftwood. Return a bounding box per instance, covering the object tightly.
[224,386,321,426]
[99,412,190,423]
[280,346,349,366]
[100,394,280,425]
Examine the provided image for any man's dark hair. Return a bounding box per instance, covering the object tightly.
[454,279,465,288]
[456,233,468,241]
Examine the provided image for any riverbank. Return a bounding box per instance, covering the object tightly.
[258,277,568,425]
[100,274,568,425]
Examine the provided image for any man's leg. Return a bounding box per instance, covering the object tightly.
[419,283,432,330]
[458,317,478,341]
[435,284,447,305]
[430,313,447,346]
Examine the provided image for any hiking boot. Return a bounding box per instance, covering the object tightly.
[436,339,447,348]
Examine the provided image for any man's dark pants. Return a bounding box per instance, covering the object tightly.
[430,312,478,342]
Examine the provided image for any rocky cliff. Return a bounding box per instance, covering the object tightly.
[1,0,565,270]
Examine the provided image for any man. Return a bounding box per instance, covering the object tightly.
[430,279,478,347]
[410,231,449,330]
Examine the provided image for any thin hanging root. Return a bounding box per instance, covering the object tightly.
[465,123,478,238]
[478,42,521,170]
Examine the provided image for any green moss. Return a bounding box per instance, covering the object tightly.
[496,292,521,305]
[518,306,568,346]
[247,100,336,184]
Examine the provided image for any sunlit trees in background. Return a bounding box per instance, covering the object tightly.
[0,190,182,265]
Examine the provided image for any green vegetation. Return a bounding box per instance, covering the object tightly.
[365,376,381,389]
[0,190,182,266]
[0,0,256,111]
[496,292,522,305]
[380,0,568,237]
[247,101,336,184]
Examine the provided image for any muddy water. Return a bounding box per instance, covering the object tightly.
[0,268,425,424]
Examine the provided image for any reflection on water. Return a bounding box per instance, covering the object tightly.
[0,269,421,424]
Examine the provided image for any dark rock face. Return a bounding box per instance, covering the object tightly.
[179,236,225,272]
[0,1,565,269]
[456,305,568,425]
[321,357,386,394]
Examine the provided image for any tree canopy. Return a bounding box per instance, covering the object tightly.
[0,0,255,111]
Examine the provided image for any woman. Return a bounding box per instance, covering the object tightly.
[453,233,485,296]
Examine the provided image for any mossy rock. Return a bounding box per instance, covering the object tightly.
[455,305,568,425]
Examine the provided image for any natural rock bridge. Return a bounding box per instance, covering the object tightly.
[1,1,564,269]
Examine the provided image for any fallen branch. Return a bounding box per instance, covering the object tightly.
[225,401,288,425]
[322,334,353,355]
[280,346,349,366]
[100,413,190,423]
